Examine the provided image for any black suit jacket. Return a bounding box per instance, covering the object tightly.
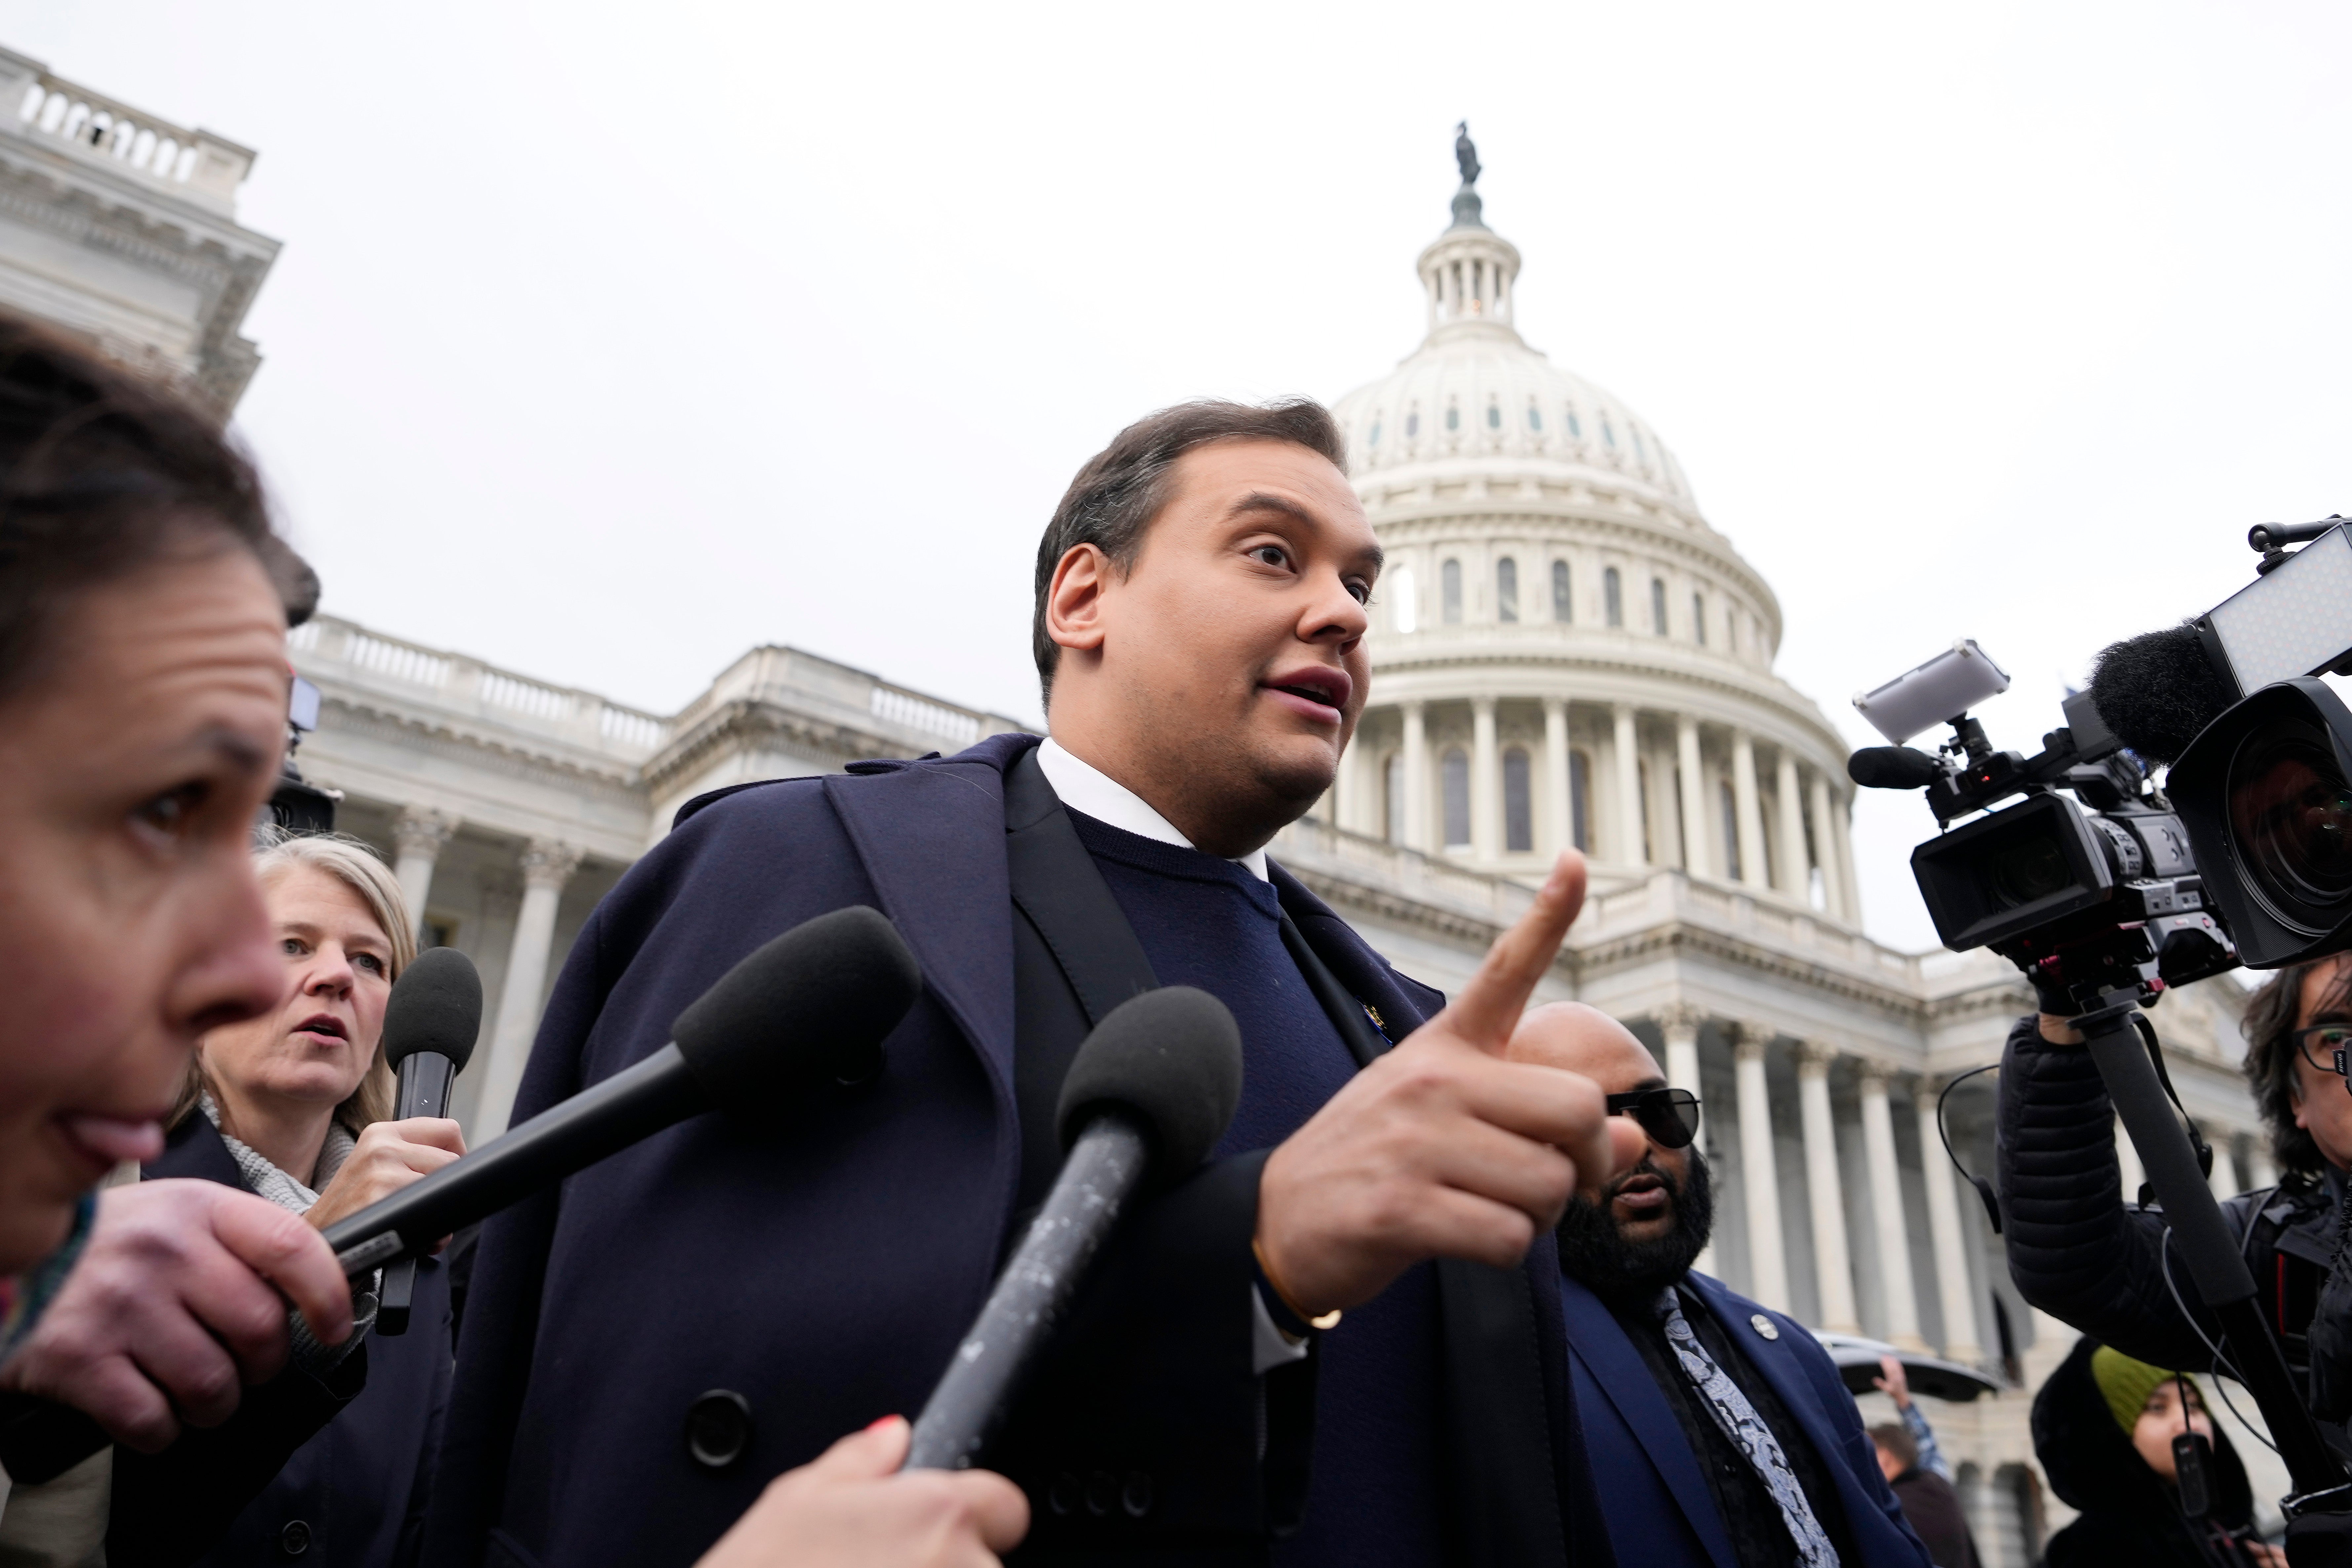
[423,733,1613,1568]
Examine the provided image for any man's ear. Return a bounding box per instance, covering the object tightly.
[1045,544,1112,656]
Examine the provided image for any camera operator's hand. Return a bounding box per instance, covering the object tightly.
[1255,851,1646,1317]
[0,1179,351,1451]
[304,1117,465,1236]
[694,1416,1027,1568]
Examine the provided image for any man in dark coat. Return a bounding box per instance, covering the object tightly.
[1866,1423,1977,1568]
[424,399,1639,1568]
[1511,1004,1934,1568]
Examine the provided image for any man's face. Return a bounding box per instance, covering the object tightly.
[1510,1003,1713,1296]
[0,544,289,1272]
[1042,438,1379,856]
[2290,954,2352,1172]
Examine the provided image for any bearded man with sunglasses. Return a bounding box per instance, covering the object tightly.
[1511,1005,1936,1568]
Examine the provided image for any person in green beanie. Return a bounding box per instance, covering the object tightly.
[2032,1338,2283,1566]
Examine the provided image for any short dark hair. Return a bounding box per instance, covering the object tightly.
[1867,1421,1918,1475]
[2242,959,2346,1178]
[0,314,285,702]
[1030,398,1347,702]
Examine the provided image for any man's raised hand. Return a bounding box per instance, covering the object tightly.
[1255,850,1645,1317]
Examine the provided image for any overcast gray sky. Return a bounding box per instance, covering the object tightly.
[5,0,2347,952]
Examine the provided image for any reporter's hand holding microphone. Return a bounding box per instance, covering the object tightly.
[1256,849,1644,1319]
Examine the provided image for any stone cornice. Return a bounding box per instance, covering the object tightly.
[318,699,646,807]
[639,697,916,797]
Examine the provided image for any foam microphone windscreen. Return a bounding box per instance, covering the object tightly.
[670,904,922,1104]
[381,947,484,1072]
[1847,746,1943,791]
[1055,986,1244,1173]
[2087,623,2241,764]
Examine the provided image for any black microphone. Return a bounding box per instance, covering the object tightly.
[1847,746,1943,791]
[2087,622,2241,765]
[904,986,1242,1472]
[373,947,482,1335]
[321,904,921,1276]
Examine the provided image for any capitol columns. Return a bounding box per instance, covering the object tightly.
[1401,702,1430,852]
[476,838,585,1139]
[1657,1003,1715,1277]
[1775,750,1810,903]
[1808,772,1850,923]
[1859,1064,1928,1351]
[390,807,457,942]
[1795,1041,1861,1334]
[1542,697,1571,856]
[1732,1024,1790,1313]
[1612,704,1644,866]
[1470,695,1500,859]
[1675,717,1708,877]
[1916,1077,1984,1363]
[1731,731,1768,891]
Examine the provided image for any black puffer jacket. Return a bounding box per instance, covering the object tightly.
[2035,1338,2266,1568]
[1996,1013,2337,1390]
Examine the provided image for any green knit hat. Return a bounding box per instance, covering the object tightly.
[2090,1345,2201,1436]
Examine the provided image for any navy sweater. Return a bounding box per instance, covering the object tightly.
[1069,812,1444,1567]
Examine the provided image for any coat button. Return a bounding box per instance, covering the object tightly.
[1048,1471,1080,1516]
[1750,1313,1780,1341]
[1122,1471,1154,1518]
[1084,1470,1118,1517]
[278,1519,311,1557]
[685,1390,754,1470]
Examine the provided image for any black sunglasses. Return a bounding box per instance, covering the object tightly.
[1605,1087,1701,1149]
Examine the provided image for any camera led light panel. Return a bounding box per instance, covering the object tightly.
[2206,525,2352,694]
[1853,640,2012,744]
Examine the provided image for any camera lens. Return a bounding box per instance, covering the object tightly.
[1990,833,2073,908]
[2227,720,2352,931]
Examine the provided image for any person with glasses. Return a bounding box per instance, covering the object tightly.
[1995,956,2352,1408]
[1510,1003,1936,1567]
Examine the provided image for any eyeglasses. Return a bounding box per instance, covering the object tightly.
[1605,1087,1702,1149]
[2293,1022,2352,1075]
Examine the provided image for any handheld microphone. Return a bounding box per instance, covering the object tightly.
[322,904,922,1277]
[373,947,482,1335]
[903,986,1242,1473]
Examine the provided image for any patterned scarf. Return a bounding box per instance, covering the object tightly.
[1655,1288,1840,1567]
[0,1192,96,1368]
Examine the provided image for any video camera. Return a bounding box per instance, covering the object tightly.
[1847,518,2352,1555]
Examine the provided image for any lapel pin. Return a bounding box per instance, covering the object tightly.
[1750,1313,1780,1341]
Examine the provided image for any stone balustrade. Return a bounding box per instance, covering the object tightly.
[0,49,255,212]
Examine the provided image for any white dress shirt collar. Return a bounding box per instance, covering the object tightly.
[1035,737,1270,882]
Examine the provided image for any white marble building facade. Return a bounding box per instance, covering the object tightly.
[0,57,2287,1564]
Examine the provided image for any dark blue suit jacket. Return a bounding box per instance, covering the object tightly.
[424,733,1611,1568]
[116,1115,451,1568]
[1559,1270,1932,1568]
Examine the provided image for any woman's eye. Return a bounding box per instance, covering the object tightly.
[281,937,307,957]
[355,954,386,976]
[134,782,209,838]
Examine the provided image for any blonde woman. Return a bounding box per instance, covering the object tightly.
[126,832,467,1568]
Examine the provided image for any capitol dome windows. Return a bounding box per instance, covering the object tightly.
[1485,403,1501,430]
[1650,577,1668,636]
[1445,404,1460,432]
[1604,567,1624,627]
[1526,405,1542,432]
[1503,749,1533,852]
[1692,592,1707,646]
[1632,427,1649,465]
[1551,561,1571,622]
[1565,406,1583,439]
[1497,557,1518,622]
[1384,754,1405,844]
[1569,751,1591,851]
[1441,749,1471,848]
[1368,418,1382,447]
[1406,410,1421,438]
[1441,559,1463,624]
[1601,415,1617,449]
[1719,783,1744,881]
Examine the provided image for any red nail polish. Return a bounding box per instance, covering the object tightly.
[866,1414,901,1432]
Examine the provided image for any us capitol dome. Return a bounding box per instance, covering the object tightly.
[1320,144,1861,929]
